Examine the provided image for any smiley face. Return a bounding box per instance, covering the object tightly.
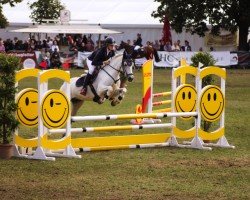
[174,84,197,120]
[16,88,38,127]
[41,90,70,129]
[200,85,224,122]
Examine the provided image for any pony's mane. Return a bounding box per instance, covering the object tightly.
[113,53,123,59]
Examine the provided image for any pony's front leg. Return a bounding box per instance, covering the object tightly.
[97,85,114,100]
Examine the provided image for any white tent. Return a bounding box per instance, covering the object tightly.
[10,24,121,34]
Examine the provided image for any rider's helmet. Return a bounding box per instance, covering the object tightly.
[105,37,116,46]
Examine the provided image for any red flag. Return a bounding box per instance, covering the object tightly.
[162,16,172,44]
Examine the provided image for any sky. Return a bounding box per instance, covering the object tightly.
[2,0,162,25]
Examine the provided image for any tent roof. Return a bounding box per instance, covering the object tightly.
[9,24,121,34]
[3,0,162,25]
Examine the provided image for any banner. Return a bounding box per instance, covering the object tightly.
[205,32,237,47]
[154,51,237,68]
[7,51,37,69]
[77,51,92,67]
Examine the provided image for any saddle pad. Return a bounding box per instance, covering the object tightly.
[75,76,86,87]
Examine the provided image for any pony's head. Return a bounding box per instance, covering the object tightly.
[109,51,134,83]
[122,50,134,82]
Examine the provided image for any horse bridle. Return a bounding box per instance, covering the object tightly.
[100,53,133,84]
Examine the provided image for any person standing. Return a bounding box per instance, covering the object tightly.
[134,33,142,47]
[182,40,192,51]
[0,40,5,53]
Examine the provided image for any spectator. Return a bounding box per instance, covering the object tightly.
[47,38,53,49]
[35,40,43,50]
[85,41,94,52]
[4,39,14,52]
[51,41,60,52]
[22,40,29,51]
[177,40,181,49]
[134,33,142,47]
[210,46,215,51]
[182,40,192,51]
[69,41,78,53]
[159,40,165,51]
[87,35,94,45]
[50,48,61,69]
[199,47,203,51]
[0,40,5,53]
[42,40,49,49]
[78,41,87,52]
[152,40,160,50]
[145,41,152,47]
[67,35,74,46]
[172,41,181,51]
[28,39,36,51]
[82,35,88,44]
[164,41,172,51]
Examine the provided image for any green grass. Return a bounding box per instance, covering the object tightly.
[0,68,249,200]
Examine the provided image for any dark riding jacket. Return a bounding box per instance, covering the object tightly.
[88,46,115,66]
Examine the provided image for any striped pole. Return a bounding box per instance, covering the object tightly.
[153,92,172,98]
[49,123,173,134]
[153,108,171,113]
[80,142,170,152]
[71,112,197,122]
[153,100,172,106]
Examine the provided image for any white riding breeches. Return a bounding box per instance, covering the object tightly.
[86,58,96,75]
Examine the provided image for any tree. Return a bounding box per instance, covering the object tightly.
[0,0,22,28]
[152,0,250,51]
[29,0,65,24]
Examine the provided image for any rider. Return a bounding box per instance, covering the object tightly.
[80,36,116,95]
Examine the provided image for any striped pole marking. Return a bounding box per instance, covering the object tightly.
[49,123,173,134]
[71,112,197,122]
[80,142,170,152]
[153,100,172,106]
[153,92,172,98]
[152,108,171,113]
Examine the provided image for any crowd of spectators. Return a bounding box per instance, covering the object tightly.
[122,34,193,52]
[0,34,96,53]
[0,34,97,68]
[0,33,209,68]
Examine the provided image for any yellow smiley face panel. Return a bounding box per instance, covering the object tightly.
[200,85,225,122]
[174,84,197,120]
[16,88,38,127]
[41,89,70,129]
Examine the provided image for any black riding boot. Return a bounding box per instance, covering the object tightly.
[80,73,92,96]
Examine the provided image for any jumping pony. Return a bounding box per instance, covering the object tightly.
[60,51,134,116]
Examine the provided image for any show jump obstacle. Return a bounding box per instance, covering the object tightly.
[14,61,234,161]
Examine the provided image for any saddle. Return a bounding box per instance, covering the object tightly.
[75,67,103,103]
[75,67,99,87]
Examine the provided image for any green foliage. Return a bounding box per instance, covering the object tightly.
[0,54,21,144]
[0,0,22,28]
[152,0,250,50]
[191,52,215,86]
[191,52,216,132]
[0,5,8,28]
[0,0,22,7]
[29,0,65,24]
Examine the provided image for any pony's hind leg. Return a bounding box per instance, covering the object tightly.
[71,98,84,116]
